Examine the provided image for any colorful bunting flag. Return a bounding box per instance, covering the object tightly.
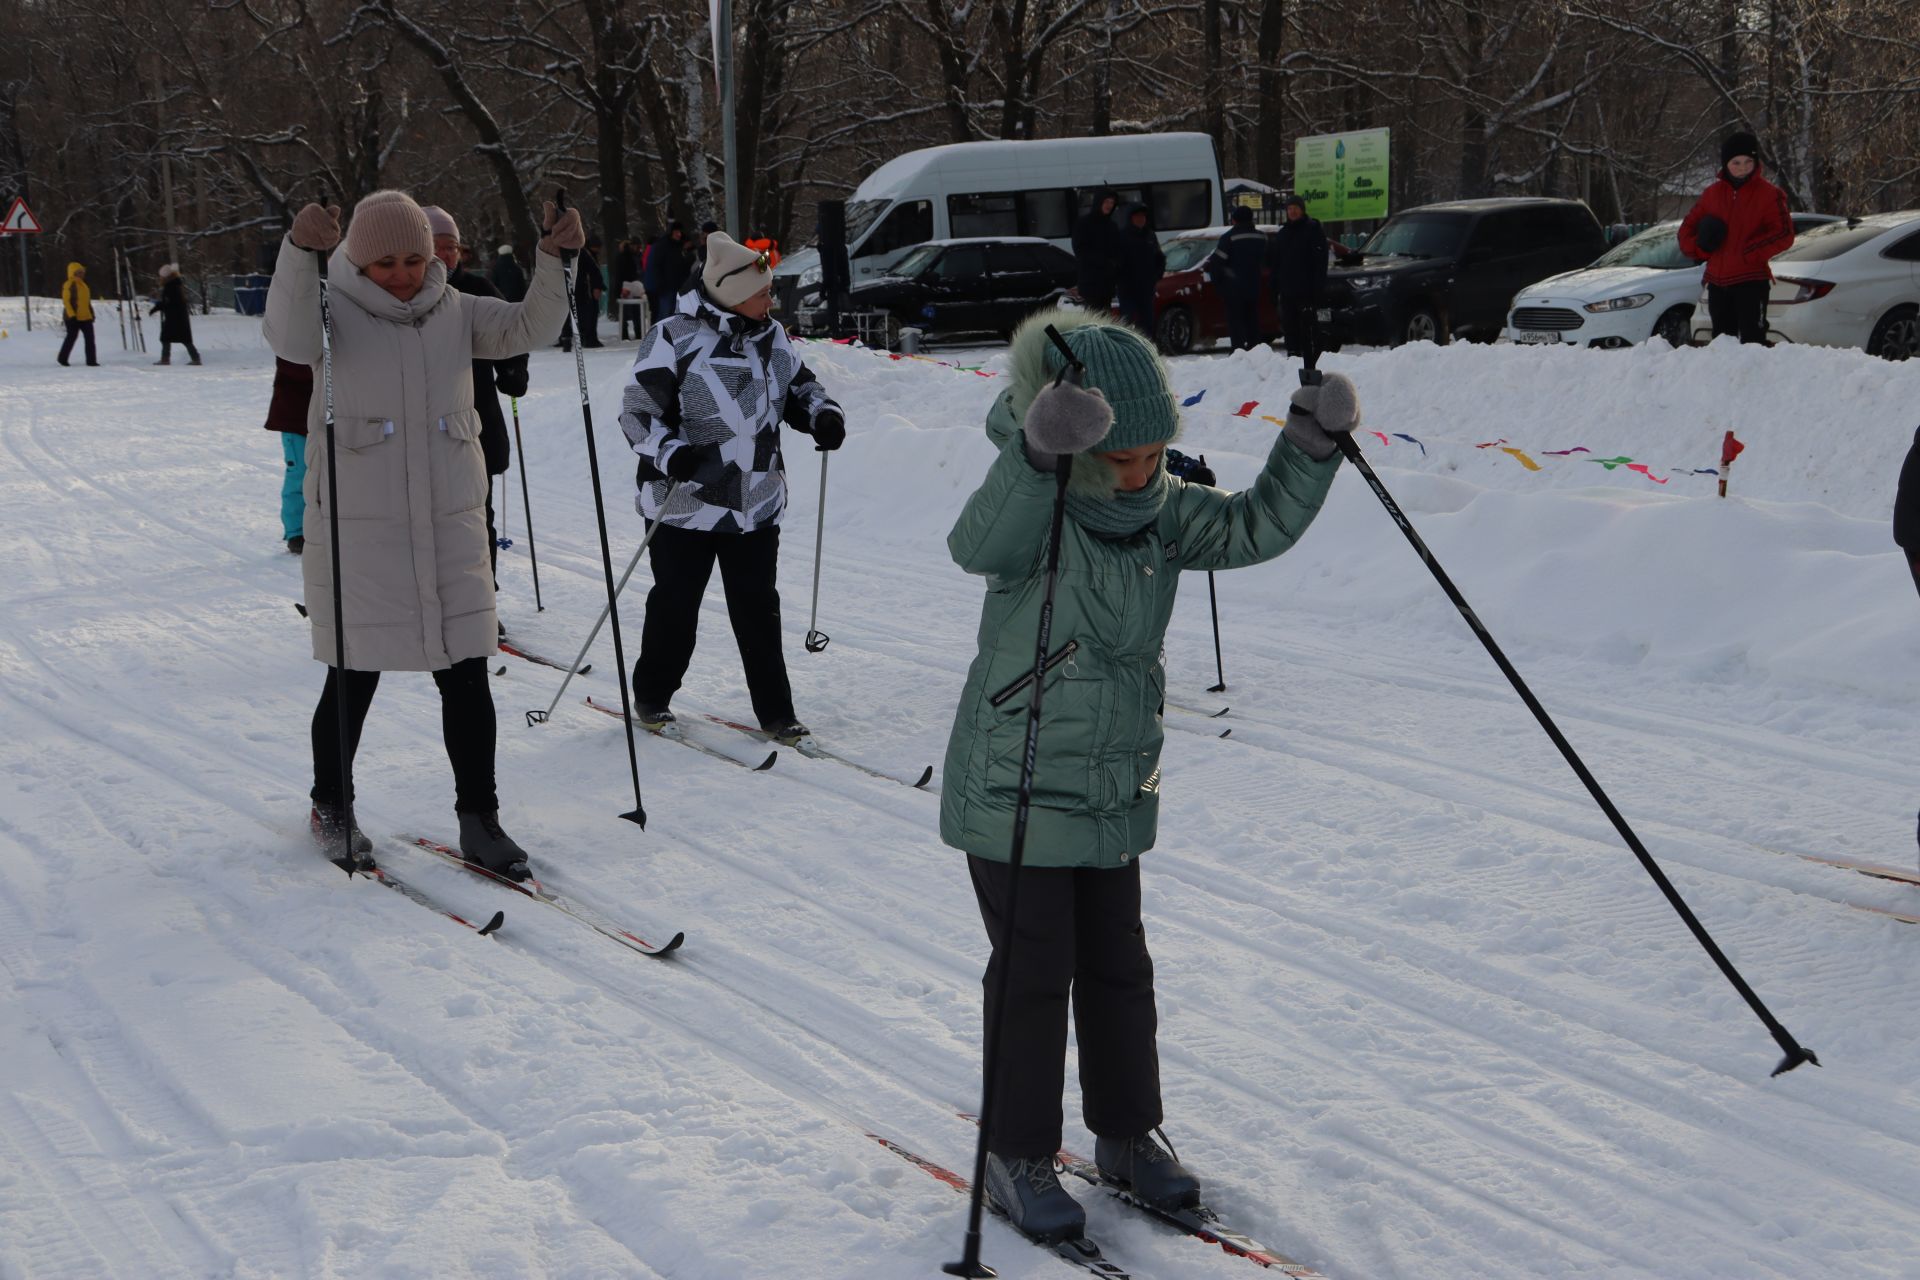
[1182,390,1206,407]
[1234,401,1259,417]
[1501,447,1542,472]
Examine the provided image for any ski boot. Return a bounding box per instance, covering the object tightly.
[287,536,305,555]
[761,717,811,747]
[310,805,374,873]
[984,1153,1086,1245]
[458,810,531,883]
[634,703,676,731]
[1094,1130,1201,1210]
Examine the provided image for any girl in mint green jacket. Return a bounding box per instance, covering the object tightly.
[942,309,1358,1240]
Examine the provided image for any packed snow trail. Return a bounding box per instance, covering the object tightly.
[4,306,1920,1277]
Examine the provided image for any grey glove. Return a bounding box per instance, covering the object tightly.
[290,203,343,253]
[1282,372,1360,462]
[1022,378,1112,470]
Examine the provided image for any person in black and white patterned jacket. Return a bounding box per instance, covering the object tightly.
[618,231,845,742]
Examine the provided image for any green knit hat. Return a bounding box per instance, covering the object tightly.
[1009,309,1179,454]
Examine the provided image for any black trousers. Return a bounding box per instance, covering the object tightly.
[484,482,499,587]
[632,521,795,728]
[58,319,98,365]
[1117,290,1156,338]
[1224,288,1261,351]
[969,855,1162,1159]
[159,340,200,362]
[1707,280,1771,344]
[310,657,498,814]
[1079,284,1114,315]
[1279,295,1317,360]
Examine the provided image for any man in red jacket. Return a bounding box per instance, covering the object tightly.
[1678,131,1794,344]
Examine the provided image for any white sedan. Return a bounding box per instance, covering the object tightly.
[1507,215,1841,349]
[1715,211,1920,359]
[1504,221,1704,348]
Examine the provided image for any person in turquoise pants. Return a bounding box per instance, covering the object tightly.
[264,357,313,553]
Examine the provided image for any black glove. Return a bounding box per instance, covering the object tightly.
[1693,213,1727,256]
[1185,461,1217,487]
[808,408,846,451]
[664,444,702,482]
[494,357,529,400]
[1164,448,1216,488]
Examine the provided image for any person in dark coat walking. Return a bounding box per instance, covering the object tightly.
[1114,205,1165,338]
[264,356,313,554]
[1071,189,1123,313]
[150,264,201,365]
[490,243,528,302]
[1678,132,1794,344]
[427,207,531,602]
[614,237,643,333]
[560,235,606,350]
[1270,193,1330,359]
[644,222,692,325]
[1205,206,1270,351]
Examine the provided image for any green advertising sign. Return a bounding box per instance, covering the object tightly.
[1292,128,1391,223]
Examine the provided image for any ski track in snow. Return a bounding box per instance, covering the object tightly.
[4,308,1920,1278]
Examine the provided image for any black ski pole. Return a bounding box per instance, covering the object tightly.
[509,397,544,611]
[1303,352,1818,1078]
[804,452,830,653]
[555,191,646,828]
[945,327,1084,1280]
[1202,454,1226,692]
[315,223,358,877]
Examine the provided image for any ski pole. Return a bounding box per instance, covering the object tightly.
[946,327,1083,1280]
[1304,354,1819,1078]
[510,397,544,610]
[316,228,358,877]
[553,189,647,829]
[804,451,830,653]
[1201,455,1226,692]
[526,483,681,728]
[113,248,128,349]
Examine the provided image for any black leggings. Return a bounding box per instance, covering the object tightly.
[310,657,498,814]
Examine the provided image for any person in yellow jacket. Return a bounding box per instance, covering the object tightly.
[58,262,99,367]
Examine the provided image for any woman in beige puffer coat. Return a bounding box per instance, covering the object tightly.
[264,189,580,879]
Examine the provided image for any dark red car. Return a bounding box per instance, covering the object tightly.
[1141,226,1283,354]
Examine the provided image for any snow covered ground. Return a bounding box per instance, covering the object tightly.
[3,300,1919,1279]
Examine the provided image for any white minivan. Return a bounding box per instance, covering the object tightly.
[778,133,1224,304]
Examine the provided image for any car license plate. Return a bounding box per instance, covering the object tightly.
[1315,308,1332,322]
[1515,329,1561,345]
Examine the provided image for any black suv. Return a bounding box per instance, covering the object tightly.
[845,237,1078,340]
[1322,198,1608,346]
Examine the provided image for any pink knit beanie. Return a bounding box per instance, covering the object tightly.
[345,190,434,268]
[421,205,460,243]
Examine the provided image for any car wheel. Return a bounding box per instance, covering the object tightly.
[1868,305,1920,361]
[1156,305,1194,356]
[1653,306,1694,347]
[1403,306,1446,346]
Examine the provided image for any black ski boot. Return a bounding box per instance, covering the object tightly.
[984,1153,1086,1244]
[761,717,810,746]
[310,805,374,872]
[1093,1130,1201,1209]
[634,703,675,730]
[287,536,305,555]
[458,810,530,882]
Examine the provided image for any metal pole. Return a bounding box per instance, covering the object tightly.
[510,398,544,610]
[804,452,830,653]
[18,235,30,332]
[718,0,739,236]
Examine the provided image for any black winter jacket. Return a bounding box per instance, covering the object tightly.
[448,267,528,474]
[1208,225,1270,297]
[490,253,528,303]
[1071,207,1122,294]
[1896,427,1920,595]
[153,276,193,344]
[1116,224,1165,297]
[1270,216,1330,302]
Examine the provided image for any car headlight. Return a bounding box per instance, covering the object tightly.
[797,265,821,290]
[1583,293,1654,313]
[1348,275,1383,291]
